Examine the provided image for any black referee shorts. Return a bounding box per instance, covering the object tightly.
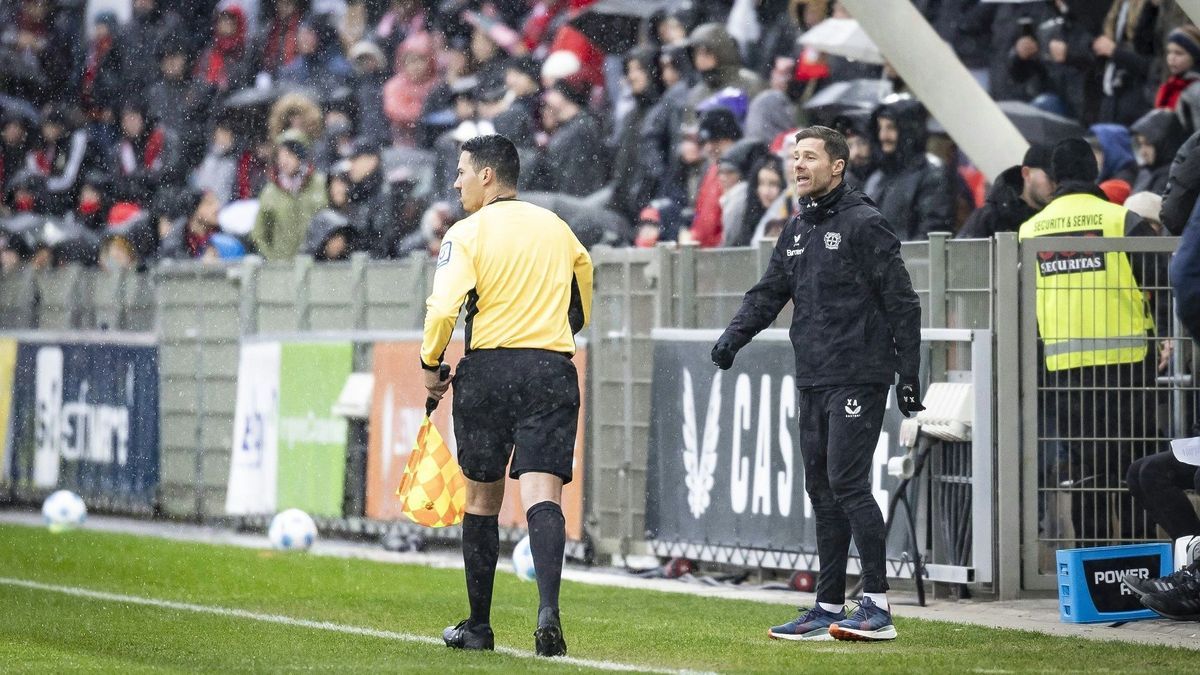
[451,348,580,485]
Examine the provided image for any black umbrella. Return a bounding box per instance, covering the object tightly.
[802,78,893,118]
[220,84,323,113]
[996,100,1085,146]
[569,0,678,54]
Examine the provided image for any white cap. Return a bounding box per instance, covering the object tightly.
[1124,191,1163,224]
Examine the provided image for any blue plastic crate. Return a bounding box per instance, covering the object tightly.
[1056,543,1173,623]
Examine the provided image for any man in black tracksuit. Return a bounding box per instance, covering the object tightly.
[712,126,923,643]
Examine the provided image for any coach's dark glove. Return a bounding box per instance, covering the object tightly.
[711,335,738,370]
[896,378,926,418]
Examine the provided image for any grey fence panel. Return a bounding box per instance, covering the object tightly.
[93,269,124,330]
[588,246,657,555]
[693,247,760,329]
[36,265,95,329]
[156,263,243,519]
[124,273,157,331]
[364,259,431,331]
[0,267,36,329]
[945,239,994,330]
[901,241,932,328]
[308,261,360,331]
[256,261,305,332]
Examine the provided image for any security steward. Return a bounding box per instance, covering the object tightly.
[421,134,593,657]
[712,126,923,642]
[1017,137,1165,546]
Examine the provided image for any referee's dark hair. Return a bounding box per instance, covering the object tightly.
[795,125,849,166]
[461,134,520,187]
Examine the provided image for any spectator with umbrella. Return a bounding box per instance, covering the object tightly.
[864,97,954,241]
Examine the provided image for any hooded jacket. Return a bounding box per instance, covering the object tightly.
[1130,109,1187,194]
[719,181,922,387]
[383,33,439,146]
[956,165,1036,239]
[685,23,765,112]
[252,165,328,261]
[1162,128,1200,234]
[608,48,664,221]
[303,208,355,260]
[1091,123,1138,183]
[863,99,954,241]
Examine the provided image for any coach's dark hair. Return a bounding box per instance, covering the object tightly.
[461,134,520,187]
[795,126,849,167]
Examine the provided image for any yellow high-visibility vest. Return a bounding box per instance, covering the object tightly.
[1017,192,1152,371]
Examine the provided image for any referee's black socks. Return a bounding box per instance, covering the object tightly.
[462,513,499,627]
[526,500,565,614]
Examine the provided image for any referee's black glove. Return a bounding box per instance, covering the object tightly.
[896,379,926,418]
[711,335,738,370]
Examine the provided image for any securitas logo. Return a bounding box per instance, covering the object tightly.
[1037,229,1106,276]
[844,398,861,418]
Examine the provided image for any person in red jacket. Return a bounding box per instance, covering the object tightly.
[684,108,741,247]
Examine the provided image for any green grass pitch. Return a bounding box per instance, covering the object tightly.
[0,523,1193,673]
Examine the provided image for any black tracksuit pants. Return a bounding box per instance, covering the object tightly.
[798,384,890,604]
[1127,449,1200,540]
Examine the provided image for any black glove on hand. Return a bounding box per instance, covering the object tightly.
[711,335,737,370]
[897,379,926,418]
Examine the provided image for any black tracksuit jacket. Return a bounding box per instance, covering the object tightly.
[720,181,923,388]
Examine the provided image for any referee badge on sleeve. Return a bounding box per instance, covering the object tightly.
[437,241,453,268]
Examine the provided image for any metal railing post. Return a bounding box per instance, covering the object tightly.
[993,233,1022,599]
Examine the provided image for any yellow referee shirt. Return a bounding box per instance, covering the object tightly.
[420,199,594,369]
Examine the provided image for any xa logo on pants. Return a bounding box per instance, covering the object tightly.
[844,398,861,417]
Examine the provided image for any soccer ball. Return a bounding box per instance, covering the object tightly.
[42,490,87,532]
[512,535,537,581]
[268,509,317,551]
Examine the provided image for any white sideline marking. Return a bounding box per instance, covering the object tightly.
[0,577,708,675]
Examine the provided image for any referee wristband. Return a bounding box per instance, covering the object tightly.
[420,359,441,372]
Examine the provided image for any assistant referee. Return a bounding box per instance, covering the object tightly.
[420,134,593,658]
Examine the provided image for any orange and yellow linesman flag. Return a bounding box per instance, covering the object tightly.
[396,410,467,528]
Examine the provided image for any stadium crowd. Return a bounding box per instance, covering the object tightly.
[0,0,1196,271]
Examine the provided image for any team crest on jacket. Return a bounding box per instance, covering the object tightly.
[824,232,841,250]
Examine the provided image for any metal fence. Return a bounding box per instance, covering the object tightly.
[1018,235,1192,589]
